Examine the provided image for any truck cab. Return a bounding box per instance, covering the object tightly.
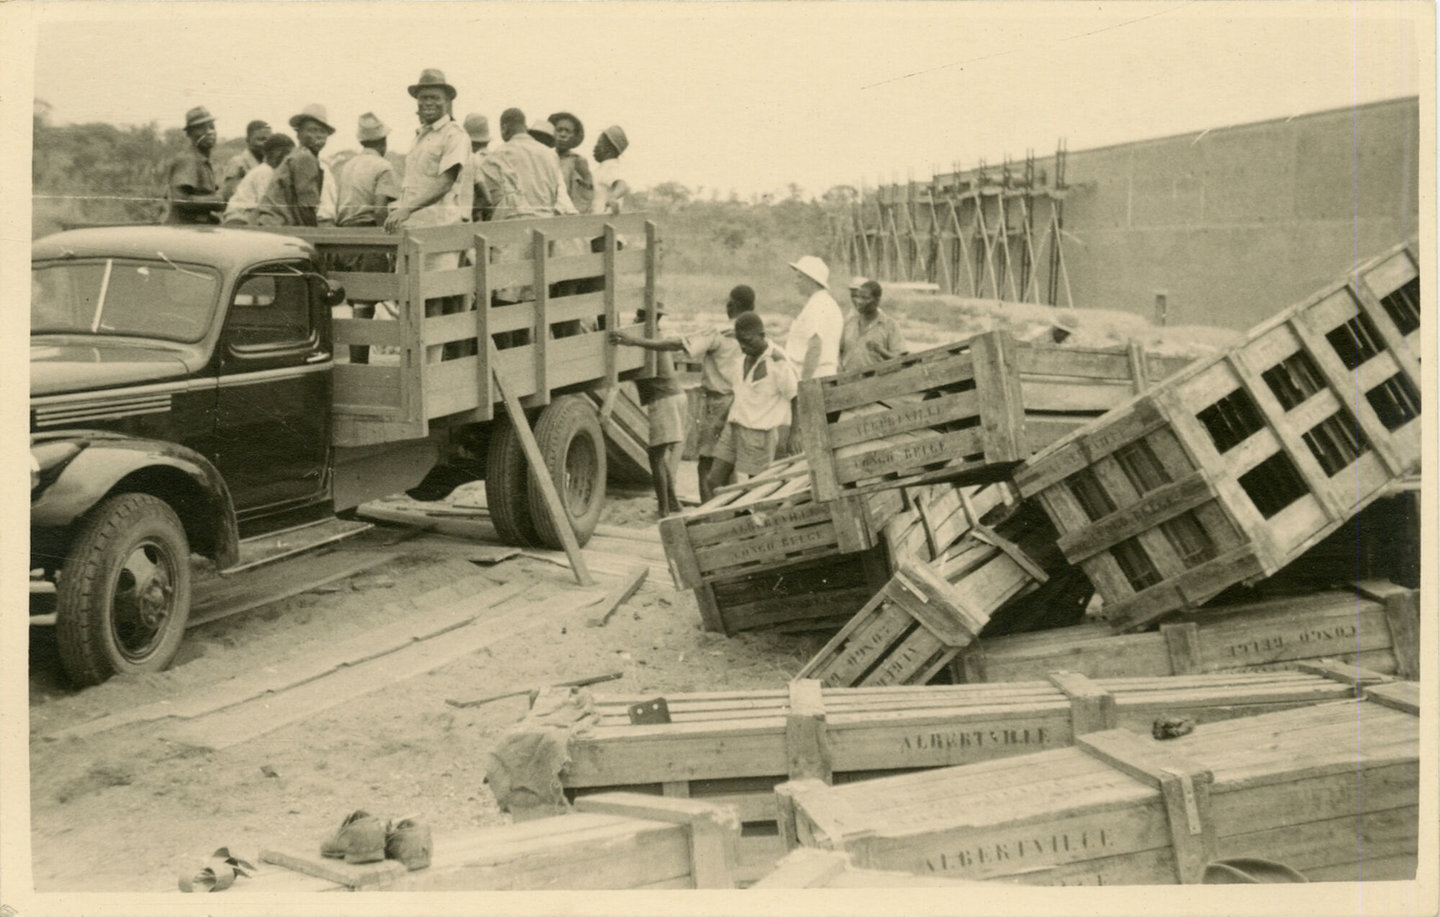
[31,217,658,685]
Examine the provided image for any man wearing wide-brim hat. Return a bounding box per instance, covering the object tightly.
[164,105,225,224]
[549,111,593,215]
[779,254,844,455]
[258,103,337,227]
[384,68,472,239]
[334,112,399,228]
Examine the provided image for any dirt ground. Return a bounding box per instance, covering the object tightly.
[25,298,1234,894]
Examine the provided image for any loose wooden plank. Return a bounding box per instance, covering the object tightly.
[191,548,397,627]
[585,564,648,627]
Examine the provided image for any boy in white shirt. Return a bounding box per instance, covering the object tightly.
[706,312,799,492]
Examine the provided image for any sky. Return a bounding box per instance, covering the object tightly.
[23,1,1429,199]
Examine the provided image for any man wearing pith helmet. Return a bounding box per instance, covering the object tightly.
[163,105,224,224]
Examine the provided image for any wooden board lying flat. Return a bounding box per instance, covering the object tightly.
[190,549,399,628]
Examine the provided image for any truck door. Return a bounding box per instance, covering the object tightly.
[214,261,333,523]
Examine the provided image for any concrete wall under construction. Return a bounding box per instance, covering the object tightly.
[869,97,1420,331]
[1053,97,1419,330]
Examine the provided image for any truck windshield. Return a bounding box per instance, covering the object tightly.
[32,259,219,343]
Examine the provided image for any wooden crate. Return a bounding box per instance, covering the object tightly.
[953,581,1421,684]
[249,792,740,892]
[777,683,1421,885]
[750,848,985,888]
[553,668,1376,882]
[660,456,906,634]
[795,482,1078,687]
[797,330,1196,502]
[1013,239,1422,631]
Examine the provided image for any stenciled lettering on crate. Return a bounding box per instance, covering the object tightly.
[1014,239,1422,632]
[798,330,1196,503]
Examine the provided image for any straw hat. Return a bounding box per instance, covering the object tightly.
[788,255,830,288]
[289,103,336,134]
[408,68,457,100]
[528,120,555,147]
[848,276,870,290]
[184,106,215,131]
[356,113,389,142]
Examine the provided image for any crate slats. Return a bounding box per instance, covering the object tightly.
[1015,239,1422,631]
[799,331,1196,502]
[777,692,1418,884]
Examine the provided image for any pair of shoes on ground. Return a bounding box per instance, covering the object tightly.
[320,810,431,870]
[178,847,254,892]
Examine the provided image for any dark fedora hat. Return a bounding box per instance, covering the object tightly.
[184,106,216,131]
[408,68,457,100]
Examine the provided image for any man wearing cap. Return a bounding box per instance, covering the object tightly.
[463,113,494,222]
[384,68,472,238]
[840,278,906,371]
[222,133,294,226]
[591,125,630,215]
[609,285,754,501]
[164,106,224,224]
[335,113,400,228]
[550,112,593,215]
[479,108,576,221]
[220,120,272,201]
[257,104,336,227]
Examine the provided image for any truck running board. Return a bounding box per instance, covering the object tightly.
[225,517,373,575]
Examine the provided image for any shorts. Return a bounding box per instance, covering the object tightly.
[714,422,782,477]
[697,391,735,458]
[648,392,688,447]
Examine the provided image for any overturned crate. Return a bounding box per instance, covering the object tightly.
[551,667,1379,882]
[249,793,740,892]
[797,331,1196,502]
[776,682,1421,885]
[953,581,1421,684]
[1013,239,1422,632]
[795,482,1086,688]
[660,456,905,634]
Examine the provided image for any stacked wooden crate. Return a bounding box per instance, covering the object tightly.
[1012,240,1421,632]
[659,456,905,634]
[547,668,1381,880]
[776,682,1420,884]
[797,331,1196,502]
[952,581,1420,684]
[795,481,1088,687]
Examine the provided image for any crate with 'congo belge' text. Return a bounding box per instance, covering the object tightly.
[1013,239,1421,632]
[797,331,1196,503]
[660,456,905,634]
[775,683,1421,885]
[952,581,1420,684]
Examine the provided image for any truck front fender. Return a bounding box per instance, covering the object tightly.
[30,433,240,569]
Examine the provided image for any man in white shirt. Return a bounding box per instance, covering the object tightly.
[706,311,799,491]
[781,254,843,452]
[221,133,293,225]
[591,125,630,215]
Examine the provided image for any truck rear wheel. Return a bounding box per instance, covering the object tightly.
[529,395,606,549]
[55,493,192,686]
[486,417,542,548]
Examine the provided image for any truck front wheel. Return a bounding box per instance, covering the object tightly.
[529,396,607,549]
[55,493,193,686]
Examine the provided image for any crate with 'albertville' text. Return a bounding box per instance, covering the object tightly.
[1013,239,1421,632]
[659,456,905,634]
[548,668,1378,884]
[797,331,1196,503]
[776,682,1421,885]
[952,581,1420,684]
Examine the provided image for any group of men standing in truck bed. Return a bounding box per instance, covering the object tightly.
[162,67,629,234]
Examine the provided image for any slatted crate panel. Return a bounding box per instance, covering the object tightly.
[953,582,1420,684]
[797,330,1196,503]
[660,456,906,634]
[777,683,1420,885]
[555,670,1378,884]
[251,792,740,891]
[751,848,986,888]
[1014,239,1422,632]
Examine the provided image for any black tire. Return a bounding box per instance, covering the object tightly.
[528,395,606,549]
[55,493,193,687]
[486,416,543,548]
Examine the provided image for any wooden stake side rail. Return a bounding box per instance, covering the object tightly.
[776,688,1420,885]
[797,330,1196,503]
[659,458,907,634]
[556,669,1376,844]
[952,584,1421,683]
[250,792,740,892]
[273,218,656,447]
[1014,239,1422,632]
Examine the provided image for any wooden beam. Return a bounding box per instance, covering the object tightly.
[489,339,594,586]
